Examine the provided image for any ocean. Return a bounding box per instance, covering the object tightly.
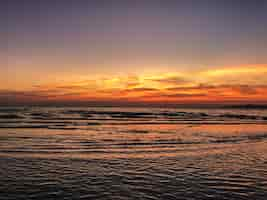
[0,107,266,199]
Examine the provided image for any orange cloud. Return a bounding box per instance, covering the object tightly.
[1,65,267,105]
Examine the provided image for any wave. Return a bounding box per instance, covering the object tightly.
[0,108,267,129]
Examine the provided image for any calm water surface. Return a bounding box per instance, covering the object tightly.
[0,107,267,199]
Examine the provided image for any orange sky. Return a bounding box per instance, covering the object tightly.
[3,1,267,106]
[1,65,267,106]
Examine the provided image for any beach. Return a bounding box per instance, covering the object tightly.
[0,107,266,199]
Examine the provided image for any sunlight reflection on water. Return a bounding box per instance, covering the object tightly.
[0,107,267,199]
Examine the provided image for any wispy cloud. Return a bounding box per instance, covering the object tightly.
[1,65,267,105]
[147,76,190,85]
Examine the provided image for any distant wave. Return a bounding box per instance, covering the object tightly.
[0,107,267,129]
[224,104,267,109]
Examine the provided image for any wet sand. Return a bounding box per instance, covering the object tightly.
[0,107,267,199]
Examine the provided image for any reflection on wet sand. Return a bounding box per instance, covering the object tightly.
[0,107,267,199]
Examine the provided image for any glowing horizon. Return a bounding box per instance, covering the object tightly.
[3,1,267,106]
[1,65,267,106]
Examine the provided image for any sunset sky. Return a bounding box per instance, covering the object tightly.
[3,0,267,106]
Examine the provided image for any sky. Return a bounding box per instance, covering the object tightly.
[2,0,267,106]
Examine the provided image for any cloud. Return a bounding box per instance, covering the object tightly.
[1,65,267,105]
[150,93,207,98]
[167,84,267,97]
[147,76,190,85]
[124,87,159,92]
[200,65,267,85]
